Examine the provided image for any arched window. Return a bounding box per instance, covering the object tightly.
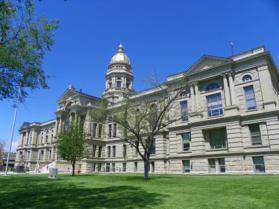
[206,83,220,91]
[242,74,252,82]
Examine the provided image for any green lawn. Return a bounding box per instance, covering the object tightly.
[0,174,279,209]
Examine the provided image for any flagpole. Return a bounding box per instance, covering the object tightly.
[4,87,21,176]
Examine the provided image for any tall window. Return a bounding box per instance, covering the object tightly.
[134,162,138,172]
[98,124,102,138]
[108,124,112,138]
[244,85,256,110]
[98,146,102,158]
[150,140,156,155]
[182,132,191,151]
[107,146,111,158]
[92,145,96,157]
[180,100,188,121]
[113,123,117,137]
[182,160,190,173]
[207,93,223,117]
[249,124,262,145]
[116,80,121,89]
[92,123,97,138]
[123,144,127,158]
[253,156,265,173]
[112,146,116,158]
[123,163,127,172]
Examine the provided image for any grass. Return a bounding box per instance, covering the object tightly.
[0,174,279,209]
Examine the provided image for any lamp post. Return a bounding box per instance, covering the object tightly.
[4,87,21,176]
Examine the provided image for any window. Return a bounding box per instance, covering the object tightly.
[126,81,130,89]
[123,144,127,158]
[112,163,115,172]
[116,81,122,89]
[205,128,227,149]
[208,158,225,173]
[249,124,262,145]
[123,163,126,172]
[244,85,256,110]
[98,146,102,158]
[253,156,265,173]
[206,83,220,91]
[107,146,111,158]
[242,74,252,82]
[106,163,110,172]
[108,124,112,138]
[183,160,191,173]
[207,93,223,117]
[150,140,156,155]
[92,123,97,138]
[98,124,102,138]
[150,162,155,173]
[134,162,138,172]
[92,145,96,157]
[180,100,188,121]
[113,123,117,137]
[182,132,191,151]
[112,146,116,158]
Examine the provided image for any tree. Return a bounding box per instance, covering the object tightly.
[91,80,186,179]
[0,0,58,101]
[57,119,86,176]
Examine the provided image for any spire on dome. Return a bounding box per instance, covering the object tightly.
[110,43,131,65]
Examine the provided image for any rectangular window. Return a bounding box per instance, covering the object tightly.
[150,140,156,155]
[249,124,262,145]
[107,146,111,158]
[253,156,265,173]
[218,158,226,173]
[123,144,127,158]
[92,145,96,157]
[150,162,155,173]
[116,81,122,89]
[112,163,115,172]
[98,124,102,138]
[134,162,138,172]
[244,85,256,110]
[208,159,216,173]
[182,160,191,173]
[180,100,188,121]
[205,128,227,149]
[123,163,126,172]
[182,132,191,151]
[106,163,110,172]
[208,158,225,173]
[108,124,112,138]
[98,146,102,158]
[113,123,117,137]
[112,146,116,158]
[92,123,97,138]
[207,93,223,117]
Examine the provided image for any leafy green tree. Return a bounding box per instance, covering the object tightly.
[0,0,58,101]
[57,119,86,176]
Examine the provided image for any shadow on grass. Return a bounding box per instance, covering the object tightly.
[0,176,166,209]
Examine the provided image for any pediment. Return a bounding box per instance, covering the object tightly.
[186,55,231,76]
[57,88,79,104]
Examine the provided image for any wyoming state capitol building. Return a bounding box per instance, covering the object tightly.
[16,44,279,174]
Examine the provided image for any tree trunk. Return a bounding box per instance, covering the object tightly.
[144,160,149,180]
[71,160,75,176]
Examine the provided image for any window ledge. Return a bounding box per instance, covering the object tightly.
[244,145,270,149]
[206,148,228,152]
[178,151,192,154]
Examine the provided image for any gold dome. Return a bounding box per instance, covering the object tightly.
[110,44,131,65]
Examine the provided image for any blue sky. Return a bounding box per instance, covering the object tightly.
[0,0,279,150]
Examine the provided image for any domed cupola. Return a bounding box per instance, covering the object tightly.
[103,44,134,104]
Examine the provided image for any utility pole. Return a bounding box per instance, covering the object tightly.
[4,87,21,176]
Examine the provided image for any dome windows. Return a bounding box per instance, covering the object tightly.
[242,74,252,82]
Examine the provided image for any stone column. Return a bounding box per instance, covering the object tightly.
[228,73,236,105]
[112,77,116,88]
[258,65,276,110]
[223,74,231,106]
[190,84,195,112]
[194,82,200,111]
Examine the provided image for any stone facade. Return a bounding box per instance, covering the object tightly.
[16,45,279,174]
